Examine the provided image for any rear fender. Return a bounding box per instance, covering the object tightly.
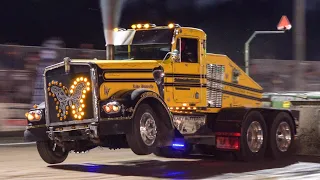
[213,107,298,135]
[257,108,299,135]
[213,107,250,134]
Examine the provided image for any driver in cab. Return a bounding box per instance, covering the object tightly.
[180,38,197,63]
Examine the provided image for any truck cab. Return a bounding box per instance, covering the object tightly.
[166,27,207,107]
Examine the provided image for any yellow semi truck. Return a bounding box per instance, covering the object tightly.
[24,23,299,164]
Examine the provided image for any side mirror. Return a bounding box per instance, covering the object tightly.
[171,49,180,62]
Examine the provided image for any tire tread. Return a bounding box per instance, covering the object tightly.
[37,141,68,164]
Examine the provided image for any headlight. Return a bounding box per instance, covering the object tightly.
[153,69,165,85]
[25,110,42,121]
[102,101,121,114]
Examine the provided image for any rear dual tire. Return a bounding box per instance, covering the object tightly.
[266,112,295,159]
[236,111,295,162]
[236,111,268,162]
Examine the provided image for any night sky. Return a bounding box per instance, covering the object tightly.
[1,0,319,65]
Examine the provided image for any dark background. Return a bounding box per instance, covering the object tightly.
[0,0,319,66]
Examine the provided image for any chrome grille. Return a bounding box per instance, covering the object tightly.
[206,64,224,107]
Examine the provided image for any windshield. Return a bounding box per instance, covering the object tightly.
[113,29,174,60]
[115,44,171,60]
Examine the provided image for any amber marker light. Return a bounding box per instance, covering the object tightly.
[144,24,150,28]
[168,23,175,29]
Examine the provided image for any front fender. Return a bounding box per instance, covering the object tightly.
[130,89,169,115]
[99,88,175,146]
[99,88,174,129]
[129,89,173,125]
[129,89,175,146]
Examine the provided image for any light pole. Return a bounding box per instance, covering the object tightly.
[293,0,306,90]
[244,30,285,75]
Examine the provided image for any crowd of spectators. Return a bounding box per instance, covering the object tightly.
[1,37,320,105]
[0,37,104,104]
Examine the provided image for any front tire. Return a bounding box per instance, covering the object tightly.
[267,112,295,159]
[36,140,69,164]
[126,103,159,155]
[236,111,268,162]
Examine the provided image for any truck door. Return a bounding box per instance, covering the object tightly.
[172,37,202,104]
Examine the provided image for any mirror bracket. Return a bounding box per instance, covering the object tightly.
[171,49,180,63]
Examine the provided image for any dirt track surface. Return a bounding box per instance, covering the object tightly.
[1,146,320,180]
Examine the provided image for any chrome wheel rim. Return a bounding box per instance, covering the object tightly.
[276,122,292,152]
[246,121,264,153]
[140,112,157,146]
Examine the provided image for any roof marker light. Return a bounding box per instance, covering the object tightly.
[114,28,127,31]
[168,23,181,28]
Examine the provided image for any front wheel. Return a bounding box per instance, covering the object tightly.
[126,103,160,155]
[36,140,69,164]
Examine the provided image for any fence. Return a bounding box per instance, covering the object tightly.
[251,59,320,92]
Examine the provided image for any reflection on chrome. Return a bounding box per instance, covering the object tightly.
[173,115,206,134]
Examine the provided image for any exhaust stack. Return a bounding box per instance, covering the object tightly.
[100,0,125,60]
[106,44,115,60]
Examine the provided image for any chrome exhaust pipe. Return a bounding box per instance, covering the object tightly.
[106,44,115,60]
[100,0,125,60]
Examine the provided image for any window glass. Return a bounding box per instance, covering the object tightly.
[180,38,198,63]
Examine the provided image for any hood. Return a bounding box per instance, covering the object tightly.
[71,59,162,70]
